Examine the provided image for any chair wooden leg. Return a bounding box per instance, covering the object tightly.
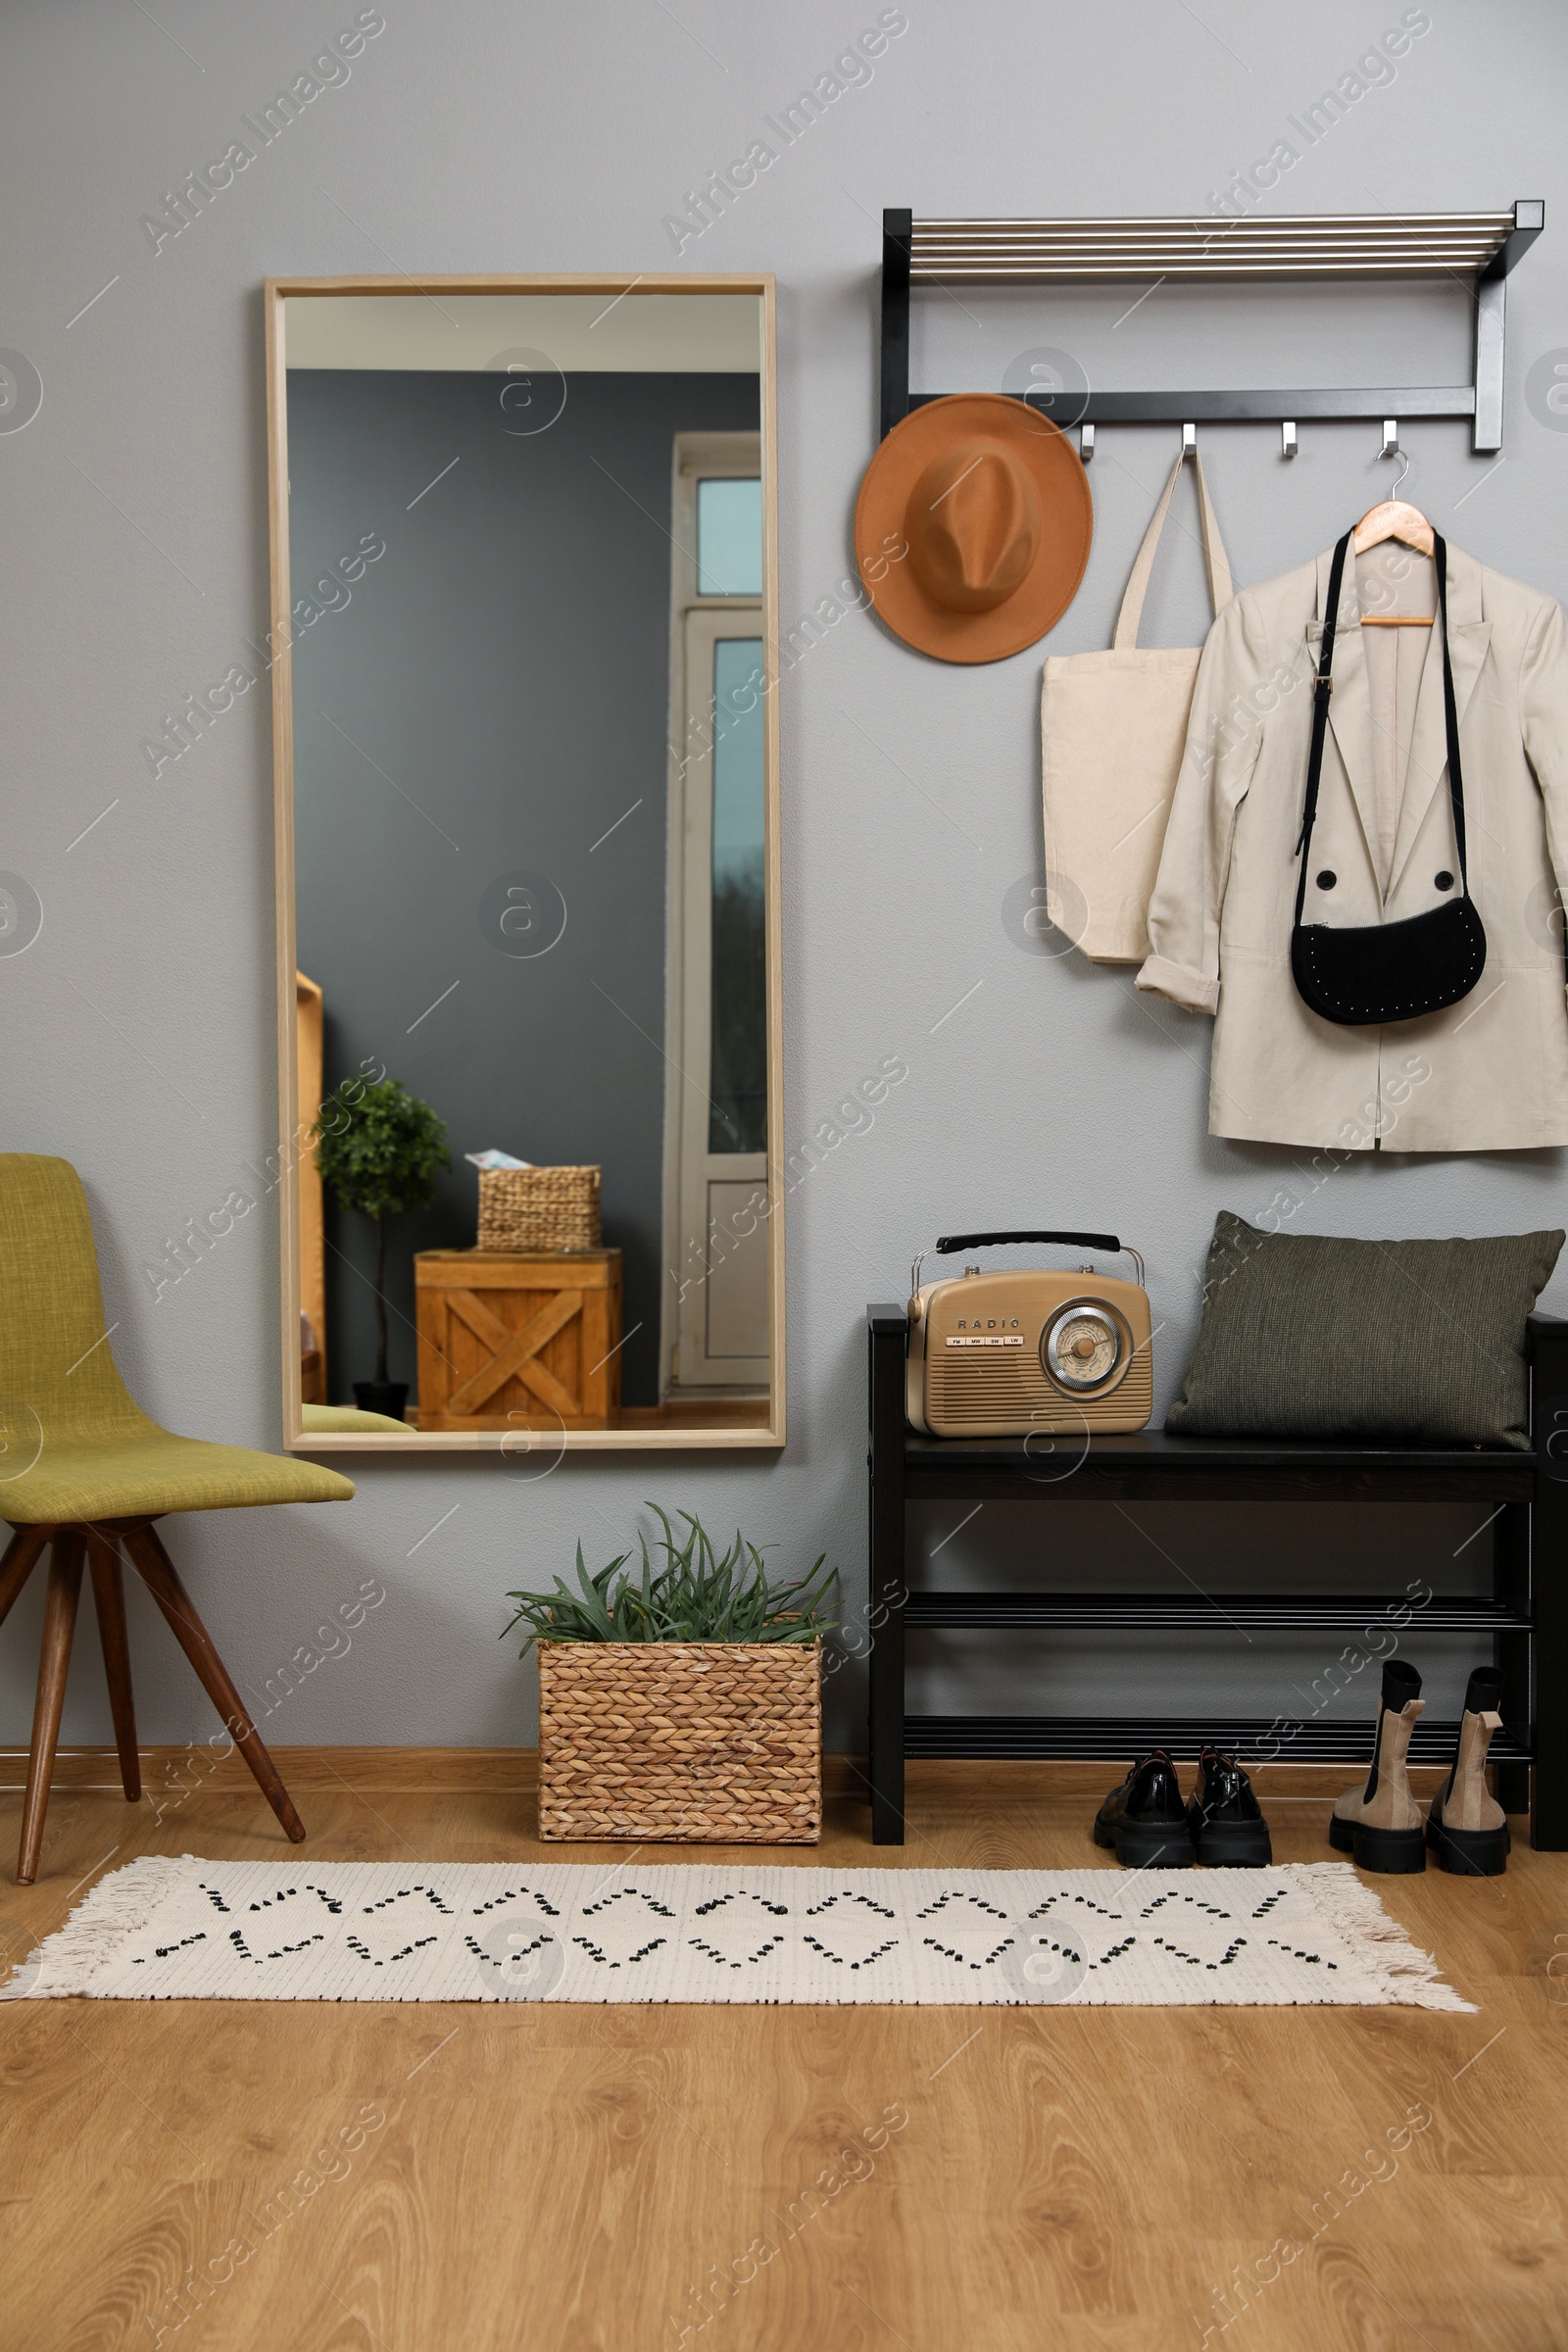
[0,1524,51,1634]
[122,1526,305,1844]
[18,1532,85,1886]
[86,1531,140,1803]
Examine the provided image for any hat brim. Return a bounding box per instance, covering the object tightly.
[855,395,1094,664]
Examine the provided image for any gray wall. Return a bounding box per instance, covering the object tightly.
[288,368,760,1407]
[4,0,1568,1758]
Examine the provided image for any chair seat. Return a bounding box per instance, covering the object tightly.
[2,1426,355,1523]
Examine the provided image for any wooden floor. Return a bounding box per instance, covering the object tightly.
[2,1750,1566,2352]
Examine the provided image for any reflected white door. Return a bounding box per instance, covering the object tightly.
[667,612,769,1392]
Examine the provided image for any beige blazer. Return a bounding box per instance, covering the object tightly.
[1137,537,1568,1152]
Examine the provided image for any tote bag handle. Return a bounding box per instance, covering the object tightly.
[1111,448,1234,651]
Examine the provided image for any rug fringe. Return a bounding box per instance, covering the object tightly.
[1276,1863,1476,2012]
[20,1852,195,1999]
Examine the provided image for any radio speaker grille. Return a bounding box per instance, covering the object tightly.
[927,1349,1152,1435]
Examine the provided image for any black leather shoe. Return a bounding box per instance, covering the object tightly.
[1187,1747,1272,1867]
[1094,1751,1194,1868]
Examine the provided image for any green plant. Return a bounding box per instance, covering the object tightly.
[313,1074,449,1384]
[504,1506,836,1651]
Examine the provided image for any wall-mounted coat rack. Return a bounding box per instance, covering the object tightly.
[879,204,1544,460]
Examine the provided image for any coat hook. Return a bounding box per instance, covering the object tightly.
[1079,422,1095,464]
[1380,417,1399,461]
[1281,419,1298,460]
[1182,421,1198,457]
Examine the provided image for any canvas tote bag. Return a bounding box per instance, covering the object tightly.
[1040,449,1233,962]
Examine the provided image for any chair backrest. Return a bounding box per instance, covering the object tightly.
[0,1155,151,1448]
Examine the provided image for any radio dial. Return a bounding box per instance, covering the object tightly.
[1044,1300,1125,1392]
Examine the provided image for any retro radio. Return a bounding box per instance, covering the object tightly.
[906,1229,1152,1439]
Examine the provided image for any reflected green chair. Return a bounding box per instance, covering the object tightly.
[0,1155,355,1883]
[300,1402,409,1435]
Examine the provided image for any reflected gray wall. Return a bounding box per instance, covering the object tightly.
[287,368,760,1405]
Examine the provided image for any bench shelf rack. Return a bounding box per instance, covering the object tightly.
[865,1304,1568,1849]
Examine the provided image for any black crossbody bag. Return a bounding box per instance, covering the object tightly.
[1291,526,1486,1026]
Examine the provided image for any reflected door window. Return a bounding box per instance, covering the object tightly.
[710,637,766,1156]
[697,478,763,595]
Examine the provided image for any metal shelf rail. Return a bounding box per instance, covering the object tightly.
[864,1304,1568,1849]
[878,202,1544,454]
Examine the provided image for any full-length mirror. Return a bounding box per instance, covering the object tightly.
[266,276,782,1452]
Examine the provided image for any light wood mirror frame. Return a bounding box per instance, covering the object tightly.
[264,273,784,1454]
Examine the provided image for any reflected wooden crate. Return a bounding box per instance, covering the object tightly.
[415,1249,622,1432]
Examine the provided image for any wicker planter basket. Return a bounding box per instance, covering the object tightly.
[536,1639,822,1842]
[477,1165,601,1253]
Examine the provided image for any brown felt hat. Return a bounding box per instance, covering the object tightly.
[855,394,1094,664]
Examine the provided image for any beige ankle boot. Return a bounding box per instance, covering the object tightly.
[1426,1667,1511,1877]
[1329,1660,1426,1874]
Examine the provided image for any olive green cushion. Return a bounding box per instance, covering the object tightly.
[0,1153,354,1521]
[301,1403,409,1435]
[1166,1211,1563,1449]
[2,1432,354,1523]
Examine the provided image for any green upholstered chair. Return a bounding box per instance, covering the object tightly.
[0,1154,355,1883]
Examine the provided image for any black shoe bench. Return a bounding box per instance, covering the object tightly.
[865,1304,1568,1849]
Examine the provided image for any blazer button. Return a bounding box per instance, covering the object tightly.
[1435,870,1454,891]
[1316,870,1337,890]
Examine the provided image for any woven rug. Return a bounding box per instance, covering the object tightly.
[6,1855,1470,2008]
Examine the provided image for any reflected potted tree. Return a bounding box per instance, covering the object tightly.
[313,1074,449,1421]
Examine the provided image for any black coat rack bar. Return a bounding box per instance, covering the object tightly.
[879,203,1544,456]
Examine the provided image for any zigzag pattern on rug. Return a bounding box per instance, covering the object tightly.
[7,1856,1473,2009]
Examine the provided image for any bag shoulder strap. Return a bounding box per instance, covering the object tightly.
[1293,529,1350,925]
[1432,530,1469,883]
[1111,448,1234,651]
[1294,528,1469,925]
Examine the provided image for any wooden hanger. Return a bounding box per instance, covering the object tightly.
[1352,497,1436,624]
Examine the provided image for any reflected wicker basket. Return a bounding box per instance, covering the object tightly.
[477,1165,601,1253]
[536,1639,823,1842]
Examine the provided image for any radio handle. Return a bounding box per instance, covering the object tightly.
[934,1229,1121,1256]
[912,1230,1144,1299]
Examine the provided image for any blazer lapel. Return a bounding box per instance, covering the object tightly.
[1310,546,1380,871]
[1388,543,1493,895]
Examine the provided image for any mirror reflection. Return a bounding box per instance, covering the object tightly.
[280,286,776,1444]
